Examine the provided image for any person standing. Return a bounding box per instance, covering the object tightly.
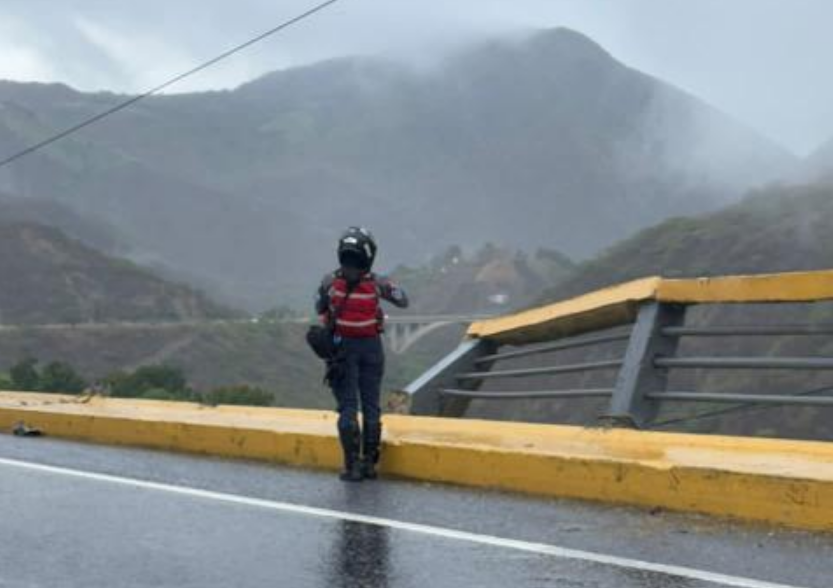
[315,227,409,482]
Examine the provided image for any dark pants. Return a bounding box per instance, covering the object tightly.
[332,336,385,430]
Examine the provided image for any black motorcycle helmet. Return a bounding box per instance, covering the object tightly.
[337,226,377,272]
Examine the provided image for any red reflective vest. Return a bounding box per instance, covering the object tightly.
[328,275,383,338]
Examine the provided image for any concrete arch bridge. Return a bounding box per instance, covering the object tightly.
[382,314,495,354]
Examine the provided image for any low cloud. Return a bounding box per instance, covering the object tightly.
[0,0,832,154]
[71,15,272,93]
[0,18,57,83]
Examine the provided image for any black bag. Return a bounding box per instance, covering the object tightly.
[306,325,345,386]
[306,325,338,360]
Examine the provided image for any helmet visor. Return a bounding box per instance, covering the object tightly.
[339,248,370,270]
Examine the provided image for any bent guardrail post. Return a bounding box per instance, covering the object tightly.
[603,301,686,429]
[404,338,498,417]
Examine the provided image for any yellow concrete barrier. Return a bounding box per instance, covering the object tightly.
[2,391,833,532]
[469,269,833,345]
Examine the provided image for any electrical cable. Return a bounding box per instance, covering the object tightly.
[0,0,343,169]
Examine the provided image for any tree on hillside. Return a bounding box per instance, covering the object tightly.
[202,385,273,407]
[9,358,40,392]
[108,364,189,399]
[39,361,87,394]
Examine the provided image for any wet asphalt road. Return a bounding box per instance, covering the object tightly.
[0,436,831,588]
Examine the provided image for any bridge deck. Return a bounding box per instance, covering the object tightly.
[2,392,833,532]
[1,436,830,588]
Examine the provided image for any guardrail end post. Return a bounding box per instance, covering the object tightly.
[602,302,686,429]
[403,338,498,417]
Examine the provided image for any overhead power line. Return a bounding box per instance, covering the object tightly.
[0,0,342,170]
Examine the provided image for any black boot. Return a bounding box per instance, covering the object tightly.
[361,421,382,480]
[338,420,363,482]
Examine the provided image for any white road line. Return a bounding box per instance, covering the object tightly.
[0,456,807,588]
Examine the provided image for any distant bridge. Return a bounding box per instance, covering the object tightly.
[383,314,496,355]
[0,314,497,356]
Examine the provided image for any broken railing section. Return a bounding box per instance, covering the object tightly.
[403,271,833,427]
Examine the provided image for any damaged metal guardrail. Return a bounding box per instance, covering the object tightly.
[403,270,833,427]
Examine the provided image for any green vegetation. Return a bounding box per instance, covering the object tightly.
[4,357,276,407]
[0,322,329,409]
[9,358,41,391]
[8,358,87,393]
[202,385,274,407]
[39,361,88,394]
[106,365,190,399]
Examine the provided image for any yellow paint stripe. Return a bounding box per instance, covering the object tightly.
[658,270,833,303]
[2,392,833,532]
[468,269,833,344]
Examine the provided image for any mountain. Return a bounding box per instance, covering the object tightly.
[0,28,796,309]
[392,244,575,315]
[0,222,232,324]
[0,192,125,254]
[542,181,833,301]
[800,138,833,182]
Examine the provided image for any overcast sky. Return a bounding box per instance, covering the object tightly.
[0,0,830,155]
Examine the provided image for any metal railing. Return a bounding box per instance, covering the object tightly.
[403,271,833,427]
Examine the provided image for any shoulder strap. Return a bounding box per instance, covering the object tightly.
[329,278,358,329]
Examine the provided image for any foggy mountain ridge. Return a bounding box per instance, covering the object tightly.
[0,221,233,325]
[542,180,833,302]
[0,191,126,255]
[0,27,797,310]
[798,137,833,182]
[392,244,576,316]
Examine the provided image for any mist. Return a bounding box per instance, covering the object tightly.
[1,0,833,155]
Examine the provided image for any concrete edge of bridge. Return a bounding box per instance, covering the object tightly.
[1,391,832,532]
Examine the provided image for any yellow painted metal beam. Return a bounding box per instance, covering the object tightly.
[658,270,833,304]
[467,277,660,345]
[468,269,833,344]
[2,392,833,532]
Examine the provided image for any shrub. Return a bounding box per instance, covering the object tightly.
[39,361,87,394]
[9,358,41,392]
[109,365,189,398]
[138,388,181,401]
[202,385,273,407]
